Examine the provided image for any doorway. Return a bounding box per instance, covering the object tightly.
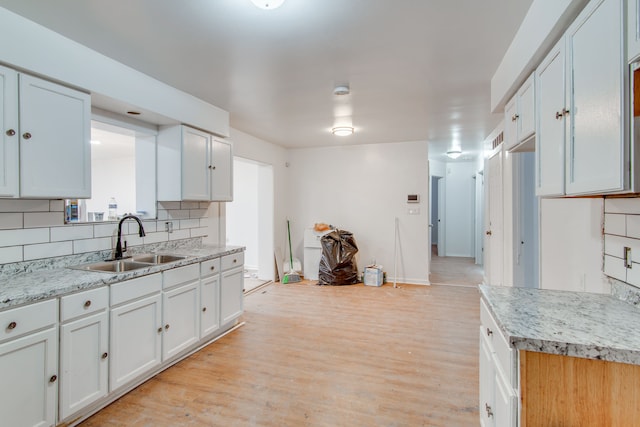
[226,157,274,292]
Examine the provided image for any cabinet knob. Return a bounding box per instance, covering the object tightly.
[7,321,17,330]
[208,165,213,169]
[555,111,563,120]
[49,375,58,383]
[165,324,170,330]
[511,114,519,122]
[5,129,15,136]
[211,266,216,271]
[22,132,32,139]
[485,403,493,418]
[562,108,570,116]
[157,327,163,333]
[101,352,108,359]
[485,230,492,236]
[202,307,207,312]
[84,300,92,308]
[233,259,237,263]
[486,327,493,337]
[212,166,216,170]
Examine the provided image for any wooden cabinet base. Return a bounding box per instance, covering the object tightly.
[520,350,640,426]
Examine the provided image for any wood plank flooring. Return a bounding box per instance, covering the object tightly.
[430,246,484,287]
[80,281,480,427]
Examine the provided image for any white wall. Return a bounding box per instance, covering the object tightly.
[539,197,609,294]
[444,162,477,257]
[226,159,259,270]
[287,141,430,285]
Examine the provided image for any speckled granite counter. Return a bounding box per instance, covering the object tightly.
[479,284,640,365]
[0,244,244,311]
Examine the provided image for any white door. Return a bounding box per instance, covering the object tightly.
[437,177,445,257]
[221,267,244,325]
[110,293,162,392]
[475,171,484,265]
[19,74,91,198]
[200,273,221,337]
[0,65,18,197]
[162,281,200,360]
[182,126,210,200]
[59,311,109,420]
[0,327,58,427]
[487,149,504,286]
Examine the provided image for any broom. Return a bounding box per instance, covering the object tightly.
[282,219,301,284]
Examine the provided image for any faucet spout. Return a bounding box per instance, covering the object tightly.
[114,215,146,260]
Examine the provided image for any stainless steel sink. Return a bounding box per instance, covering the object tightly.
[73,260,152,273]
[131,254,188,264]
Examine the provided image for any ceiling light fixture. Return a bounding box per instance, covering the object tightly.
[251,0,285,9]
[332,126,354,136]
[333,85,350,96]
[446,149,462,159]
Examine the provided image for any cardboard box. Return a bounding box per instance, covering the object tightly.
[363,266,384,287]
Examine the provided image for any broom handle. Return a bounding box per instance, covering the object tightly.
[287,220,294,268]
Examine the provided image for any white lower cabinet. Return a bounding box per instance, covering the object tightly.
[479,300,518,427]
[0,299,58,427]
[221,253,244,325]
[109,274,163,392]
[59,287,109,421]
[162,264,201,360]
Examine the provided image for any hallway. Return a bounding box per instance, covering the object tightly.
[430,245,484,286]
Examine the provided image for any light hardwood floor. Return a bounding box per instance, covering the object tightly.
[430,245,484,287]
[80,281,480,426]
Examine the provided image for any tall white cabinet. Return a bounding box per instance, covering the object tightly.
[0,65,18,197]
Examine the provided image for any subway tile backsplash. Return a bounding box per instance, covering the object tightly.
[0,199,210,267]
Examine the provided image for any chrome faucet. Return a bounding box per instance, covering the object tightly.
[114,215,146,260]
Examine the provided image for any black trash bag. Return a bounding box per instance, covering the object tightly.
[318,229,359,286]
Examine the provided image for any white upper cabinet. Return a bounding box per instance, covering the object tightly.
[536,40,567,196]
[0,65,18,197]
[503,73,536,152]
[629,0,640,61]
[157,125,233,202]
[565,0,625,195]
[19,74,91,198]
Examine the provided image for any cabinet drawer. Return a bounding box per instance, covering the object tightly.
[201,258,221,277]
[111,273,162,306]
[60,286,109,322]
[221,252,244,271]
[480,299,517,388]
[0,299,57,342]
[163,264,199,289]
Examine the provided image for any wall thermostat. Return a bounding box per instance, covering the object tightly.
[407,194,419,203]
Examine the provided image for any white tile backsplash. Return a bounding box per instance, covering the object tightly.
[0,200,210,266]
[604,213,626,236]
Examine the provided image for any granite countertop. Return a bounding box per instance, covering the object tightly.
[0,245,244,311]
[479,284,640,365]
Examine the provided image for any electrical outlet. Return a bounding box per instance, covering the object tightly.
[165,221,174,233]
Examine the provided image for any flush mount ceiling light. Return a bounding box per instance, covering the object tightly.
[446,149,462,159]
[332,126,354,136]
[251,0,285,9]
[333,85,350,96]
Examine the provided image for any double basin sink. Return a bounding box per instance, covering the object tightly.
[73,254,189,273]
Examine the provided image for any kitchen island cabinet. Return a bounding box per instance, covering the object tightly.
[0,299,58,427]
[479,284,640,426]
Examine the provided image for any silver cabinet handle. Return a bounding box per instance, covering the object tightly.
[5,129,15,136]
[7,321,17,330]
[22,132,32,139]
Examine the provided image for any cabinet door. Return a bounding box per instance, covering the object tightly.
[517,73,535,143]
[59,311,108,421]
[162,281,200,360]
[479,328,495,427]
[494,367,517,426]
[19,74,91,198]
[221,266,244,325]
[201,273,221,337]
[0,65,18,197]
[566,0,624,195]
[110,293,162,392]
[210,138,233,201]
[536,39,567,196]
[182,126,211,201]
[503,96,518,151]
[0,327,58,427]
[629,0,640,61]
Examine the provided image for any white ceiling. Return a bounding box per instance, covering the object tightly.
[0,0,532,162]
